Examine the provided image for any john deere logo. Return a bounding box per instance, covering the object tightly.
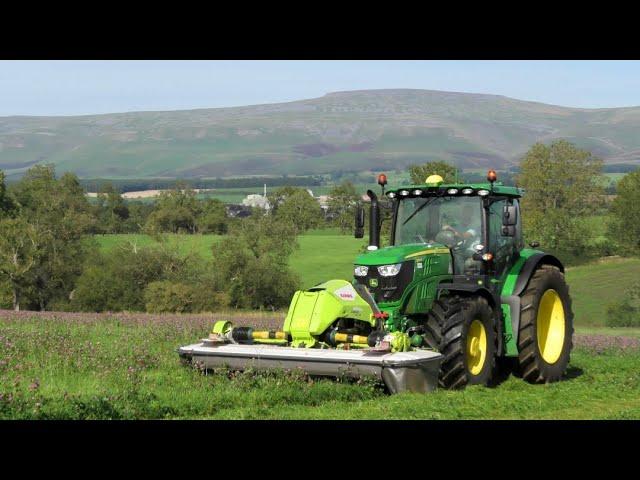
[369,278,379,288]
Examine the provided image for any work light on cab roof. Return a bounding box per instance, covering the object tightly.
[425,174,444,185]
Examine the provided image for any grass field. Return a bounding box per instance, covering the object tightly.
[95,231,367,290]
[0,310,638,420]
[567,256,640,326]
[3,234,638,419]
[96,233,640,327]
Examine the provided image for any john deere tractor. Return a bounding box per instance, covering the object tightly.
[179,170,574,393]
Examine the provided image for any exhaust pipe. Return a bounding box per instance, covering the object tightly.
[367,189,380,250]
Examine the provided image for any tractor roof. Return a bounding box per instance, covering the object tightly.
[386,182,524,198]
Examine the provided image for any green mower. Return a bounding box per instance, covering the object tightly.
[179,170,574,393]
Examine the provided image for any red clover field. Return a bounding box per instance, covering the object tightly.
[1,309,639,419]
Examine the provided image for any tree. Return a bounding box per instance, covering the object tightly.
[273,188,323,233]
[197,198,228,234]
[145,184,199,234]
[125,201,155,233]
[96,182,130,233]
[608,168,640,255]
[408,161,458,184]
[267,186,299,208]
[327,181,360,233]
[0,170,16,217]
[214,215,299,309]
[7,165,97,309]
[0,218,40,310]
[517,140,604,259]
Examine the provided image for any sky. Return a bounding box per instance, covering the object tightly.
[1,60,640,116]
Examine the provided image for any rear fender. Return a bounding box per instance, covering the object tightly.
[500,252,565,354]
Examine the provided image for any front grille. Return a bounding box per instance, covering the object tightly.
[355,261,414,303]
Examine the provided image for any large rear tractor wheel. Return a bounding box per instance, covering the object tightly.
[425,296,498,389]
[517,264,574,383]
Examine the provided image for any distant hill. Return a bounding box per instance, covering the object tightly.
[2,89,640,178]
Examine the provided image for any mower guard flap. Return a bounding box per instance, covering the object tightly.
[178,342,443,394]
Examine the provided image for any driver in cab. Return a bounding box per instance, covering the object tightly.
[440,204,482,274]
[442,204,479,246]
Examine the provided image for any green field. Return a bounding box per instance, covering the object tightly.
[96,233,640,326]
[96,231,367,290]
[2,233,638,419]
[566,257,640,326]
[0,312,638,419]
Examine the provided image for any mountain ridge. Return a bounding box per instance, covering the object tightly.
[1,88,639,178]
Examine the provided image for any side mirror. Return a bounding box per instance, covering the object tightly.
[503,204,517,226]
[502,225,516,237]
[354,204,365,238]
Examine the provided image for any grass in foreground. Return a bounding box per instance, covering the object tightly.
[1,314,638,420]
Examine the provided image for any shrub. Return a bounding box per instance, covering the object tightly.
[225,258,299,310]
[71,246,189,312]
[144,280,228,313]
[606,302,640,327]
[606,282,640,327]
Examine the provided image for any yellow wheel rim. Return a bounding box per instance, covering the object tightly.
[536,289,565,364]
[466,319,487,375]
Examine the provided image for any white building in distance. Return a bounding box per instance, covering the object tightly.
[242,184,271,210]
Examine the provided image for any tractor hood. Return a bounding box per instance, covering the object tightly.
[354,243,451,266]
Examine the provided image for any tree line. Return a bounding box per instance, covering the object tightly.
[0,141,639,314]
[0,165,360,312]
[78,175,323,193]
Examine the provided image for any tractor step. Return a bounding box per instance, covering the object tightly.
[178,342,443,394]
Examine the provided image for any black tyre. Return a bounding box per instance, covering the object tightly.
[517,264,574,383]
[424,295,498,389]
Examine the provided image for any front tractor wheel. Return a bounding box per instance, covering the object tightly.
[517,264,574,383]
[425,296,498,389]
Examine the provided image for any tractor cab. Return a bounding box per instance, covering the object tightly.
[355,171,525,284]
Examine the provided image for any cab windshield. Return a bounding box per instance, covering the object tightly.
[394,196,482,248]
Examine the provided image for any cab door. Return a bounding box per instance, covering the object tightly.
[487,197,522,281]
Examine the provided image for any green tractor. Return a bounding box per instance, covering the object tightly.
[179,170,574,392]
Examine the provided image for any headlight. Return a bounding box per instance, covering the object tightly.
[377,263,402,277]
[354,265,369,277]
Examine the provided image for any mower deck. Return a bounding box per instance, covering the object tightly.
[178,342,443,394]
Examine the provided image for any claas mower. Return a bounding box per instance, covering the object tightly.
[179,170,574,393]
